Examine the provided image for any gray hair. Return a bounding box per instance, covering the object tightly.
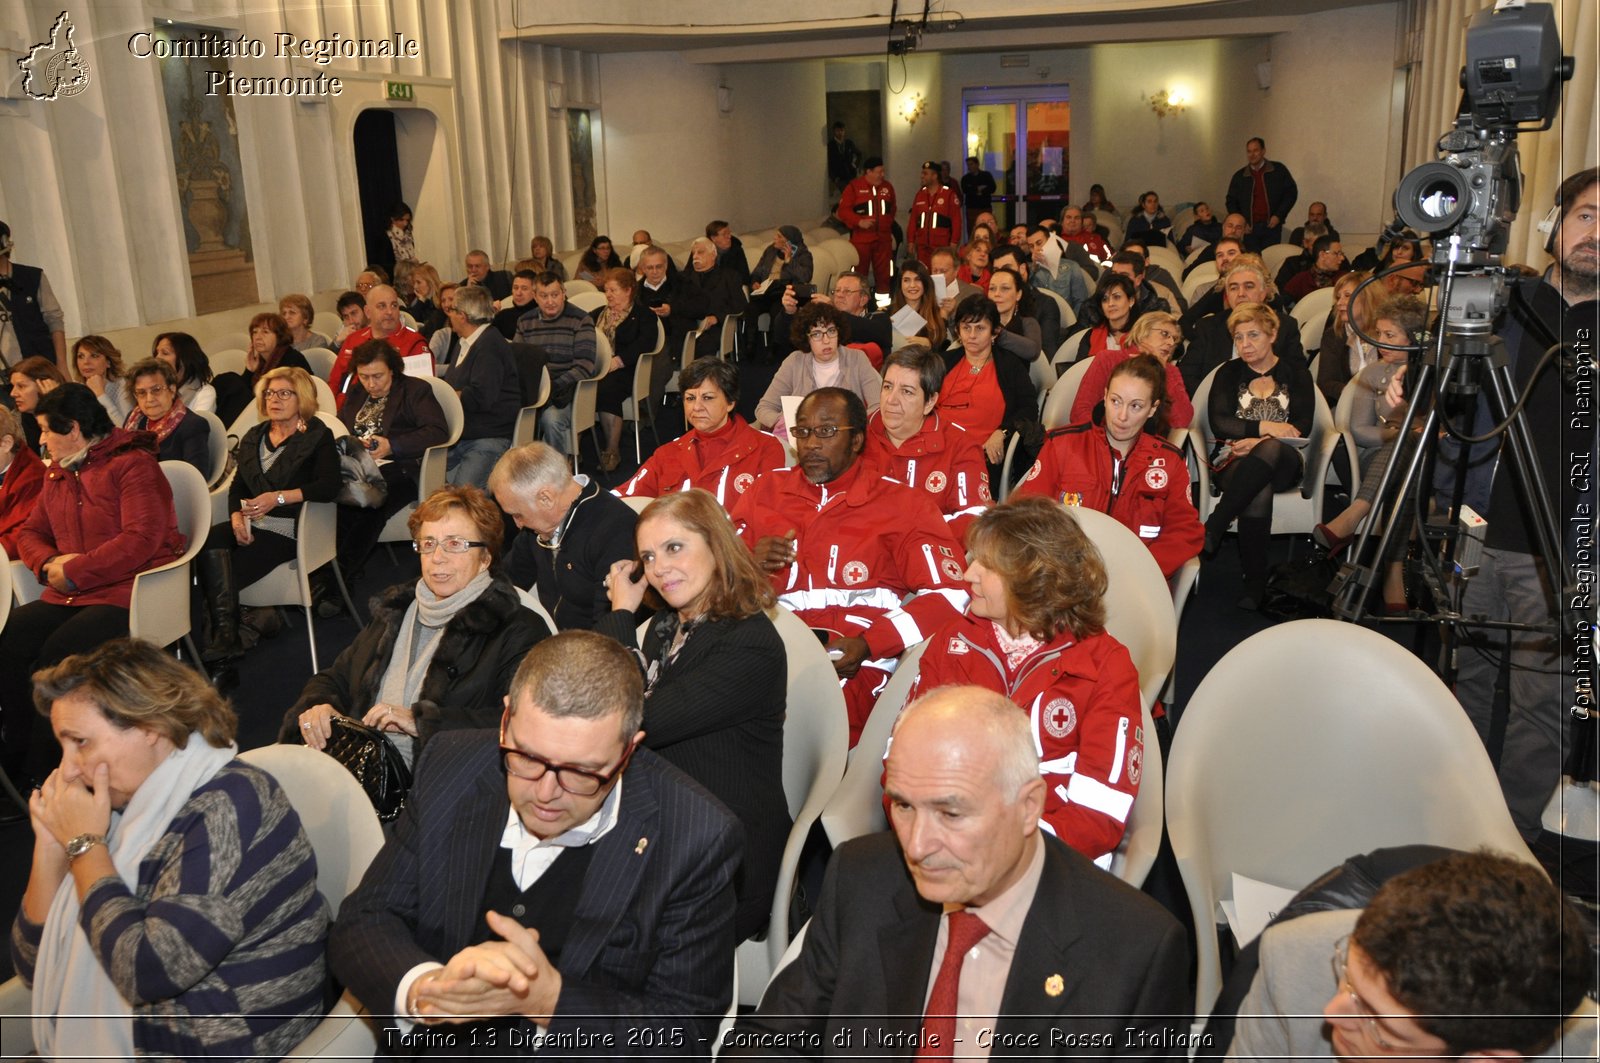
[893,685,1040,801]
[454,284,496,325]
[489,441,573,500]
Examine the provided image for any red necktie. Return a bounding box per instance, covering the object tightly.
[916,910,992,1061]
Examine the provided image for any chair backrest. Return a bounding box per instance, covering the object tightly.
[1142,244,1184,284]
[511,367,552,448]
[818,638,930,848]
[1108,694,1164,888]
[300,346,337,380]
[1260,244,1301,275]
[591,329,615,382]
[1033,286,1074,332]
[619,495,653,516]
[311,376,338,418]
[0,545,11,633]
[1041,358,1096,429]
[1184,263,1220,305]
[568,291,606,314]
[1165,619,1537,1018]
[769,605,850,821]
[631,351,656,411]
[196,409,230,487]
[509,342,550,407]
[419,375,466,497]
[1293,286,1336,354]
[564,278,597,296]
[237,745,386,918]
[209,348,250,377]
[1065,507,1177,707]
[160,460,212,549]
[1028,351,1057,403]
[515,585,559,633]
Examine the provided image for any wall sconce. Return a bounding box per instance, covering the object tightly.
[898,93,927,126]
[546,82,565,111]
[1147,89,1188,119]
[716,83,734,114]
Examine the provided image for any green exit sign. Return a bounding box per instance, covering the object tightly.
[384,81,414,102]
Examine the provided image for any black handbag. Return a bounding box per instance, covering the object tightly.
[323,715,412,820]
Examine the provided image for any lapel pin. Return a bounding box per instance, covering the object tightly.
[1044,973,1064,997]
[635,837,649,855]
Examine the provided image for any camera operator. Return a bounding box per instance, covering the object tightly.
[1449,167,1598,843]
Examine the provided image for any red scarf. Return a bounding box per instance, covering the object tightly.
[126,395,190,444]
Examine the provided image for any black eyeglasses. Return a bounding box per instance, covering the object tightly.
[499,714,633,796]
[790,425,850,440]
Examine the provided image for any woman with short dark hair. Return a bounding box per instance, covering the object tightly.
[591,267,660,473]
[150,332,216,414]
[122,358,210,474]
[214,313,311,425]
[938,296,1036,467]
[754,301,881,436]
[8,357,66,455]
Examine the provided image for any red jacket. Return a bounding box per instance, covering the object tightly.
[0,444,45,556]
[908,185,960,246]
[15,429,185,608]
[837,177,896,235]
[729,462,967,662]
[1068,351,1195,430]
[330,325,429,410]
[911,610,1143,862]
[1062,230,1111,260]
[860,412,989,540]
[616,415,784,509]
[1015,424,1202,578]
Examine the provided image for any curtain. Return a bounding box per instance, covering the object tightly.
[1401,0,1597,265]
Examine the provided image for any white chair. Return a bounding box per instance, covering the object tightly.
[1065,507,1177,710]
[568,291,606,314]
[736,605,848,1003]
[1260,244,1301,276]
[818,639,930,849]
[0,544,11,635]
[1163,556,1201,703]
[127,462,211,661]
[514,586,558,634]
[1332,376,1368,504]
[718,313,743,361]
[618,495,653,516]
[1166,619,1539,1020]
[377,376,466,546]
[238,744,387,1063]
[1142,244,1184,284]
[1293,285,1337,354]
[565,331,613,472]
[620,319,666,462]
[1109,695,1163,888]
[311,376,338,418]
[564,278,597,296]
[1168,208,1195,243]
[10,558,41,606]
[1052,328,1089,371]
[237,501,361,673]
[208,348,250,377]
[994,350,1065,500]
[1033,286,1075,335]
[1040,357,1096,429]
[511,366,552,448]
[299,346,337,380]
[666,327,702,398]
[1184,263,1219,305]
[1187,365,1337,536]
[196,409,230,487]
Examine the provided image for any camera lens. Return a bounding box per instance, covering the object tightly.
[1395,162,1471,234]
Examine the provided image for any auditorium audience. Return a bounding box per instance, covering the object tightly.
[939,296,1037,469]
[755,301,881,436]
[956,238,991,289]
[1124,190,1172,247]
[617,358,782,509]
[215,313,312,425]
[1179,257,1306,397]
[1083,183,1117,215]
[441,285,521,490]
[402,262,448,338]
[150,332,217,414]
[121,358,210,474]
[517,273,599,449]
[683,236,749,360]
[1314,269,1375,405]
[574,234,618,285]
[991,244,1064,356]
[71,336,131,427]
[492,269,539,340]
[597,488,788,941]
[526,235,567,282]
[460,249,511,302]
[1177,200,1221,255]
[591,267,659,473]
[329,284,428,410]
[1071,273,1144,363]
[637,246,707,406]
[278,294,335,353]
[708,219,752,287]
[889,260,946,351]
[427,282,461,368]
[987,265,1042,351]
[8,357,66,455]
[1282,233,1350,302]
[1069,311,1194,429]
[0,405,45,554]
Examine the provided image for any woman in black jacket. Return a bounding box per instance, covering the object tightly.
[286,484,549,767]
[597,488,788,941]
[200,366,339,663]
[121,358,210,475]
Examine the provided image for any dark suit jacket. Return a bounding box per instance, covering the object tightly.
[461,270,513,302]
[337,374,449,481]
[506,478,638,631]
[329,732,741,1058]
[728,832,1189,1060]
[445,326,522,440]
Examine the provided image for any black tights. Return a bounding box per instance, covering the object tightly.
[1208,437,1303,589]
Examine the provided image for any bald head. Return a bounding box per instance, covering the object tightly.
[1222,213,1248,241]
[367,284,402,336]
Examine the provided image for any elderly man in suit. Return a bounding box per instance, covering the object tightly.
[330,630,740,1056]
[442,285,522,490]
[727,685,1189,1059]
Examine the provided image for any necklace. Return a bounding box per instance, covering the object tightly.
[966,350,990,374]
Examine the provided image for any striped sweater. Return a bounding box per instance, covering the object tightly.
[13,761,330,1059]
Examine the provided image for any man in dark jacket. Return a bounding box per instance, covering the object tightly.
[707,219,752,287]
[1225,137,1298,251]
[442,285,521,490]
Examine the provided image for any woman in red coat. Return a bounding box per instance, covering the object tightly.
[0,384,184,787]
[617,359,783,509]
[909,496,1143,865]
[1068,311,1194,430]
[0,406,45,555]
[1017,354,1203,577]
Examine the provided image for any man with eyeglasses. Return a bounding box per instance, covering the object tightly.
[1225,850,1592,1061]
[331,630,740,1051]
[730,388,968,746]
[775,272,892,360]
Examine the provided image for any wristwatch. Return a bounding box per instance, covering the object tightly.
[65,833,107,862]
[276,492,286,507]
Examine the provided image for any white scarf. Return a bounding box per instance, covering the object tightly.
[33,733,237,1060]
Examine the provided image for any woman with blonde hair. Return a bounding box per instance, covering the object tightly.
[71,335,131,425]
[403,262,448,338]
[598,487,787,940]
[1069,309,1193,428]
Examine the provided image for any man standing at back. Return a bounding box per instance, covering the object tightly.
[727,685,1188,1058]
[909,161,961,268]
[837,156,897,296]
[1225,137,1297,251]
[960,157,997,237]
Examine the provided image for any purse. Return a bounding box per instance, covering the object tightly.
[335,435,389,508]
[323,715,412,820]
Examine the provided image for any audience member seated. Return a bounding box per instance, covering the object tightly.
[889,260,946,353]
[1183,214,1249,281]
[911,498,1146,861]
[990,244,1062,355]
[0,405,45,553]
[199,367,339,665]
[617,359,782,509]
[8,357,65,454]
[1179,258,1306,397]
[1282,233,1351,303]
[459,248,511,301]
[1272,223,1327,290]
[707,219,752,287]
[332,290,367,348]
[1199,303,1315,610]
[526,235,567,282]
[215,313,312,426]
[683,236,749,360]
[987,265,1042,355]
[1022,355,1203,576]
[403,262,449,339]
[1124,190,1173,247]
[637,245,707,407]
[940,296,1039,476]
[1083,183,1118,215]
[1229,851,1591,1062]
[756,302,882,438]
[16,639,329,1059]
[726,684,1187,1054]
[0,385,183,785]
[1286,200,1340,247]
[590,267,659,473]
[956,239,992,290]
[1177,200,1222,256]
[289,483,548,773]
[732,388,966,743]
[330,284,427,410]
[277,293,333,355]
[149,332,216,415]
[334,340,449,579]
[1059,204,1111,260]
[574,233,618,285]
[1070,273,1144,364]
[597,489,788,941]
[772,271,892,361]
[71,336,131,427]
[518,273,599,449]
[121,358,209,473]
[1017,227,1090,318]
[1313,270,1375,406]
[1312,295,1428,612]
[1181,241,1271,331]
[1070,311,1194,429]
[441,285,521,489]
[328,631,739,1050]
[354,269,386,298]
[863,347,989,536]
[1112,248,1185,315]
[492,442,637,631]
[426,283,462,369]
[492,269,539,339]
[749,225,814,296]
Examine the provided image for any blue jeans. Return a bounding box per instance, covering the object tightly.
[538,403,574,451]
[447,436,511,490]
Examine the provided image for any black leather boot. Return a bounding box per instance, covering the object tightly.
[197,549,245,664]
